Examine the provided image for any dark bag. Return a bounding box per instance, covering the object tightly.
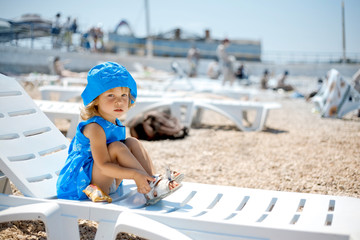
[128,111,189,141]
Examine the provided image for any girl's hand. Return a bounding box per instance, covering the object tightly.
[133,171,155,194]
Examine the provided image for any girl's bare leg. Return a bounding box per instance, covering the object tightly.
[124,137,155,176]
[91,141,149,194]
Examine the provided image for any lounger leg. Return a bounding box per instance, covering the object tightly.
[0,172,12,194]
[95,221,116,240]
[192,107,204,127]
[170,101,194,128]
[61,215,81,240]
[238,108,266,132]
[111,212,191,240]
[0,202,66,240]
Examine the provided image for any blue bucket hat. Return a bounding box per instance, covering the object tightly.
[81,62,137,106]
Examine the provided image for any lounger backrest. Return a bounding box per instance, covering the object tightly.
[0,74,69,199]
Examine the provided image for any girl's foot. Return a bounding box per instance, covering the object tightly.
[144,174,182,206]
[166,167,185,183]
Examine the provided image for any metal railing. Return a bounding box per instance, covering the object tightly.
[262,51,360,64]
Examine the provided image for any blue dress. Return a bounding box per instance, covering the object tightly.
[56,116,126,200]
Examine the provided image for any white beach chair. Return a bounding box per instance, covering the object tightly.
[126,97,281,132]
[37,93,192,139]
[35,95,278,139]
[312,69,339,112]
[37,88,190,139]
[193,99,281,131]
[312,68,360,118]
[1,74,360,240]
[36,95,193,140]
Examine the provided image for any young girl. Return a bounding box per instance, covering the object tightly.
[56,62,183,205]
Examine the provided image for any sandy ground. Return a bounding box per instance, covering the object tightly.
[1,77,359,239]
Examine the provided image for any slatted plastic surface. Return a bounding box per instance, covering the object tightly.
[95,180,360,240]
[35,100,81,139]
[0,75,69,199]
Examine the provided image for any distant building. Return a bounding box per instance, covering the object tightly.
[107,23,261,61]
[0,14,52,42]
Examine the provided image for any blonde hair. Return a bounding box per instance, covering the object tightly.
[80,87,136,120]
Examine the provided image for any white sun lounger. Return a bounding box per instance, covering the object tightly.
[35,96,193,139]
[193,99,281,131]
[35,95,279,141]
[35,97,193,140]
[1,74,360,240]
[126,97,281,132]
[312,69,360,118]
[2,180,360,240]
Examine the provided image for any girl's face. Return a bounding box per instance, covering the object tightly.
[96,87,130,124]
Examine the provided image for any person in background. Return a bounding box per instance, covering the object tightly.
[63,16,72,51]
[306,78,323,101]
[89,24,104,52]
[235,63,247,80]
[51,13,62,49]
[260,69,269,89]
[275,70,294,91]
[70,18,78,34]
[207,59,220,79]
[80,31,91,51]
[216,39,235,86]
[187,46,200,77]
[235,63,251,85]
[53,56,87,78]
[89,27,97,51]
[95,24,104,51]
